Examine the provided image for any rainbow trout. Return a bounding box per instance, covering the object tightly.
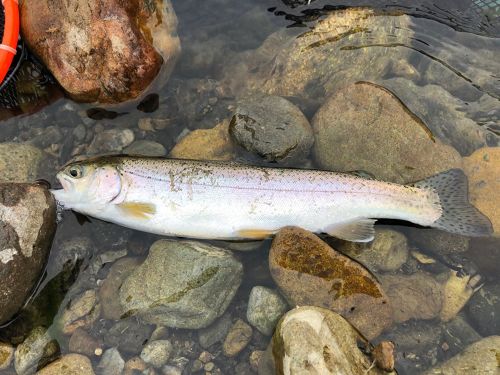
[51,156,492,242]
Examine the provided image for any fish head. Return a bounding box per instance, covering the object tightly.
[52,160,122,209]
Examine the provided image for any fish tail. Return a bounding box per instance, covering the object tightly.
[412,169,492,237]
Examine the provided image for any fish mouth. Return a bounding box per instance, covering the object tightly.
[56,172,73,192]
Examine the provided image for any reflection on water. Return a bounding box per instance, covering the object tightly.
[0,0,499,374]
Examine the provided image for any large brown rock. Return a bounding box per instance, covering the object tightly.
[312,83,463,184]
[21,0,180,103]
[0,183,56,325]
[269,227,392,340]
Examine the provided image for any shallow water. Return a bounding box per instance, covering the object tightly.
[0,0,499,374]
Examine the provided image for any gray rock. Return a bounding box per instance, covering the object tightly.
[140,340,173,368]
[162,365,183,375]
[339,229,409,273]
[198,312,233,349]
[229,96,314,164]
[97,348,125,375]
[123,140,167,157]
[0,143,45,182]
[104,318,154,355]
[119,239,243,329]
[441,315,482,359]
[405,228,470,255]
[467,282,500,336]
[382,320,442,353]
[261,306,389,374]
[51,236,93,273]
[0,183,57,325]
[423,336,500,375]
[28,126,63,149]
[14,327,60,375]
[223,319,253,357]
[0,341,14,370]
[246,286,288,336]
[87,128,134,155]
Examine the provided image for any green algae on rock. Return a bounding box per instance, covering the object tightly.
[119,239,243,329]
[269,227,392,340]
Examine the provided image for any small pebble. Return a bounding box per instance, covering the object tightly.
[141,340,173,368]
[223,319,253,357]
[204,362,215,371]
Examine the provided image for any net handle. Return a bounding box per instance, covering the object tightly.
[0,0,19,84]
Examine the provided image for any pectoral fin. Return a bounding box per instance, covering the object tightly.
[325,219,377,242]
[237,229,275,239]
[117,202,156,220]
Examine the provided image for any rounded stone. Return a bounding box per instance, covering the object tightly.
[36,354,95,375]
[140,340,173,368]
[246,286,288,336]
[124,140,167,157]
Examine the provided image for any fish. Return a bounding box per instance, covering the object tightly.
[50,156,493,242]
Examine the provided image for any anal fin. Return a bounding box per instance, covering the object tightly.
[117,202,156,220]
[237,229,275,239]
[325,219,377,242]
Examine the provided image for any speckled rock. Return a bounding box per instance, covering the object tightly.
[339,229,409,273]
[124,140,167,157]
[14,327,60,375]
[223,319,253,357]
[467,282,500,336]
[87,128,134,155]
[263,306,390,375]
[60,289,100,335]
[0,342,14,370]
[36,354,95,375]
[229,96,314,164]
[0,143,44,182]
[269,227,392,340]
[423,336,500,375]
[140,340,173,368]
[97,348,125,375]
[463,147,500,236]
[246,286,289,336]
[0,183,56,325]
[312,83,463,184]
[104,318,154,354]
[21,0,180,103]
[119,239,243,329]
[381,271,443,323]
[169,120,235,161]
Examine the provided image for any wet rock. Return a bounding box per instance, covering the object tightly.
[104,318,154,355]
[51,237,93,274]
[371,341,395,372]
[229,96,314,164]
[138,118,172,132]
[223,319,253,357]
[404,228,470,255]
[441,315,482,359]
[69,328,103,358]
[36,354,95,375]
[162,365,183,375]
[249,350,265,372]
[120,239,243,329]
[339,229,409,273]
[269,227,392,340]
[0,342,14,370]
[0,143,44,182]
[463,147,500,235]
[198,312,233,349]
[0,183,56,325]
[99,257,142,320]
[169,120,235,161]
[140,340,173,368]
[466,237,500,278]
[61,289,100,335]
[467,282,500,336]
[246,286,288,336]
[87,128,135,155]
[264,306,389,375]
[440,270,481,322]
[312,83,462,184]
[14,326,60,375]
[124,357,147,375]
[124,140,167,157]
[97,348,125,375]
[21,0,180,103]
[381,271,443,323]
[423,336,500,375]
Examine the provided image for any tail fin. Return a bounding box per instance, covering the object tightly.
[412,169,493,237]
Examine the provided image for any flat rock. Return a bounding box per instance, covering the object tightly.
[36,354,95,375]
[0,183,56,325]
[119,239,243,329]
[21,0,180,103]
[312,83,463,184]
[0,143,44,182]
[467,282,500,336]
[269,227,392,340]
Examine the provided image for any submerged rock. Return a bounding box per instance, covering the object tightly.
[404,228,470,255]
[0,183,56,325]
[140,340,173,368]
[198,312,233,349]
[440,270,481,322]
[97,348,125,375]
[269,227,392,340]
[60,289,100,335]
[0,342,14,370]
[69,328,103,358]
[262,306,390,375]
[467,282,500,336]
[14,326,60,375]
[87,128,135,155]
[312,83,463,184]
[21,0,180,103]
[246,286,289,336]
[169,120,236,161]
[104,318,154,355]
[423,336,500,375]
[229,96,314,164]
[441,315,482,359]
[223,319,253,357]
[119,239,243,329]
[36,354,95,375]
[123,140,167,157]
[0,143,44,182]
[463,147,500,236]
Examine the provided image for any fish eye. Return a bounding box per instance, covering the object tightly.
[67,165,84,179]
